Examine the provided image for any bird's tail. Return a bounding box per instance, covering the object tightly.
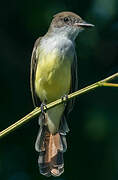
[35,116,68,177]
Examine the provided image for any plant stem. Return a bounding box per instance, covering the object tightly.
[0,72,118,138]
[101,83,118,87]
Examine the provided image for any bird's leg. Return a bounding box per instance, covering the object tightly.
[41,102,47,123]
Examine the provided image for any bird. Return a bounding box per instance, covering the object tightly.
[30,11,94,177]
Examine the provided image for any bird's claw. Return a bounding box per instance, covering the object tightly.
[61,94,68,105]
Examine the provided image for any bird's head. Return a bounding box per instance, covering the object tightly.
[49,11,94,40]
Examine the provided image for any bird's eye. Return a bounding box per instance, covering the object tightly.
[64,17,69,22]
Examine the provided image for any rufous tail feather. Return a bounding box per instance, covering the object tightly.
[35,124,67,177]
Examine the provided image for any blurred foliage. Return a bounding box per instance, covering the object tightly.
[0,0,118,180]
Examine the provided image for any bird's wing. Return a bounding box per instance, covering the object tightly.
[64,50,78,116]
[30,37,42,107]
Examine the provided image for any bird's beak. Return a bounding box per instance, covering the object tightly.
[75,21,95,28]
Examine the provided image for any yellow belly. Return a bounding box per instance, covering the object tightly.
[35,50,71,103]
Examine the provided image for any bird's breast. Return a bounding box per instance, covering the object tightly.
[35,49,72,103]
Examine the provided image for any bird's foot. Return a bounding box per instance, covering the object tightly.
[61,94,68,105]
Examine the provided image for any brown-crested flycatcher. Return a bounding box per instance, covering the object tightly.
[30,11,94,177]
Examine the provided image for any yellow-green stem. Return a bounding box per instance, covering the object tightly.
[0,72,118,138]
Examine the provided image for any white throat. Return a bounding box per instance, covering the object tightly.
[49,25,80,41]
[40,33,75,60]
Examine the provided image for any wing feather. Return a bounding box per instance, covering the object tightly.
[30,37,42,107]
[64,50,78,116]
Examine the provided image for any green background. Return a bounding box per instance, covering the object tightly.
[0,0,118,180]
